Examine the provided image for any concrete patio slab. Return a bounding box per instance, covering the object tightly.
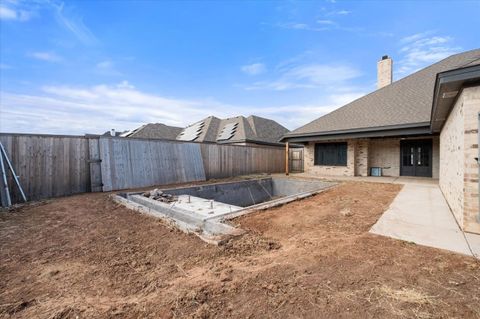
[370,183,480,257]
[465,233,480,257]
[287,172,439,185]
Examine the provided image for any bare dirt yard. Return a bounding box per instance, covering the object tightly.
[1,181,480,318]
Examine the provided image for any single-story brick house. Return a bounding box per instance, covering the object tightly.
[282,49,480,234]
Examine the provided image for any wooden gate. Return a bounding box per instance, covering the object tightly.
[289,148,304,173]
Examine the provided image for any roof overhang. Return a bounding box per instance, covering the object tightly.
[216,138,285,147]
[431,64,480,133]
[281,122,431,143]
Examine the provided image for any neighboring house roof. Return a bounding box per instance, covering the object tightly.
[283,48,480,139]
[102,130,126,137]
[177,115,289,145]
[121,123,183,140]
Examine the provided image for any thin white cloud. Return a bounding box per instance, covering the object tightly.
[317,19,335,25]
[0,63,13,69]
[397,32,461,76]
[0,4,32,21]
[324,9,351,16]
[274,11,383,36]
[1,1,97,44]
[96,60,113,69]
[241,63,266,75]
[246,63,361,91]
[95,60,122,76]
[276,22,330,32]
[0,6,16,19]
[50,1,97,45]
[0,81,365,134]
[28,51,63,62]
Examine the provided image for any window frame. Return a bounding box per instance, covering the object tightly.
[313,142,348,167]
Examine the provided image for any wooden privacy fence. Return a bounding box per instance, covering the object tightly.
[98,137,206,191]
[200,143,285,179]
[0,134,90,204]
[0,133,286,204]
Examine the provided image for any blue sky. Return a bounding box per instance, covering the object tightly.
[0,0,479,135]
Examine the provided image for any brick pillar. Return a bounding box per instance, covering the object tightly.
[355,139,369,176]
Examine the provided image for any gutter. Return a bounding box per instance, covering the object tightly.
[430,64,480,133]
[216,138,286,147]
[281,122,431,143]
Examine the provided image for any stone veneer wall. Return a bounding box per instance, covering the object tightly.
[440,86,480,234]
[304,140,356,176]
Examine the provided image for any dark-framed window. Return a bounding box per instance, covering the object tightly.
[314,142,347,166]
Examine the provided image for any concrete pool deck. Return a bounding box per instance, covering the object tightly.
[370,183,480,258]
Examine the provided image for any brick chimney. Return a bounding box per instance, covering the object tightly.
[377,55,393,89]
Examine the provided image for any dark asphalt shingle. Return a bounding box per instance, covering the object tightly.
[177,115,289,144]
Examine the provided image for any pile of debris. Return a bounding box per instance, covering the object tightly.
[143,189,177,203]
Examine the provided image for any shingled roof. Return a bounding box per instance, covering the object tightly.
[177,115,289,145]
[121,123,183,140]
[284,49,480,138]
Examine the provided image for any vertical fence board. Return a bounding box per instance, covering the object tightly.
[0,134,90,203]
[98,137,208,191]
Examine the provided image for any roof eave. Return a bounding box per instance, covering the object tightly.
[217,138,285,147]
[281,122,431,142]
[430,64,480,133]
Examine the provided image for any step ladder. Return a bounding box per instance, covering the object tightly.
[0,142,27,208]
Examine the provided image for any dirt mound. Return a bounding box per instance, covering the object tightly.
[218,233,281,257]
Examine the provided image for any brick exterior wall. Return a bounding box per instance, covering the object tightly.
[368,137,439,178]
[354,139,369,176]
[304,140,356,176]
[440,95,465,226]
[305,136,439,178]
[369,138,400,176]
[440,86,480,234]
[462,87,480,233]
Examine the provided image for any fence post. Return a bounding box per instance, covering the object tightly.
[285,142,289,176]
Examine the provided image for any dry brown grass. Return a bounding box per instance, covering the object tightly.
[379,285,436,304]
